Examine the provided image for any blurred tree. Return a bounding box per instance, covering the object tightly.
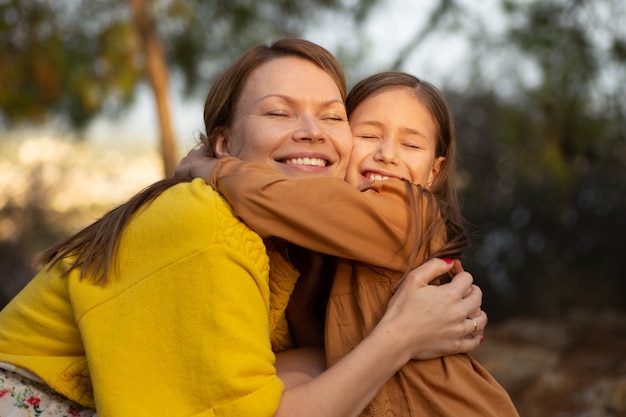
[0,3,139,127]
[447,0,626,318]
[128,0,177,176]
[0,0,376,175]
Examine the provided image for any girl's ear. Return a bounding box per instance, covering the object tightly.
[427,156,446,188]
[213,128,232,157]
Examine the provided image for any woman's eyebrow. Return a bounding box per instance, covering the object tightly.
[257,94,344,108]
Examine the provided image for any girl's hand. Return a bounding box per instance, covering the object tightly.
[174,147,218,181]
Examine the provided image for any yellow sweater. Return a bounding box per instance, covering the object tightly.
[0,179,297,417]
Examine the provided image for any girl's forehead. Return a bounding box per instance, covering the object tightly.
[349,87,437,140]
[350,86,416,113]
[352,87,424,116]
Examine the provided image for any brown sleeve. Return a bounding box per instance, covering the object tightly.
[213,158,434,271]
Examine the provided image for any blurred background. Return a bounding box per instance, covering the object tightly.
[1,0,625,415]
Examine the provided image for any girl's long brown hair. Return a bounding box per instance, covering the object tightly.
[346,72,469,281]
[39,38,347,285]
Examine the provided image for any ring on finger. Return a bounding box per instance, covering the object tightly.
[469,318,478,334]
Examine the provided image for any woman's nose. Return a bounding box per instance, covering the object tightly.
[293,115,325,142]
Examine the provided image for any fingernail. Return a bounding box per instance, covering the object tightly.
[480,336,484,344]
[442,258,453,264]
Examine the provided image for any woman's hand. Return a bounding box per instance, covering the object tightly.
[275,259,486,417]
[174,147,218,181]
[375,258,486,362]
[452,259,485,338]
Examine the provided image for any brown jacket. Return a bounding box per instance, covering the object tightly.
[211,158,519,417]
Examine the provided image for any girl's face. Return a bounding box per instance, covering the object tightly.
[215,56,353,179]
[345,87,445,189]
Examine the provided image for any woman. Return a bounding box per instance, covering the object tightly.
[0,38,484,417]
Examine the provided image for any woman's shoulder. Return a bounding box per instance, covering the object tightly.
[150,178,228,219]
[130,178,264,249]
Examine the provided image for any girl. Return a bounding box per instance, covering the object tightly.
[181,71,519,416]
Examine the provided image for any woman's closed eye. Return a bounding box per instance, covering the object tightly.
[267,110,290,117]
[322,114,347,122]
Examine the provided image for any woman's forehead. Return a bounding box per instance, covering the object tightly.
[239,57,343,105]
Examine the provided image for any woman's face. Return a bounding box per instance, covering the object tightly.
[216,56,353,179]
[345,87,445,189]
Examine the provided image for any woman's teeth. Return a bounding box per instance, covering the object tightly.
[285,157,327,167]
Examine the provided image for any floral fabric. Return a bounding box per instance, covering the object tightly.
[0,368,96,417]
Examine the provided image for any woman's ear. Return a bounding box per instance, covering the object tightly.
[213,128,232,157]
[427,156,446,188]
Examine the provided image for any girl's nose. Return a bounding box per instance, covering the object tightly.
[374,139,399,164]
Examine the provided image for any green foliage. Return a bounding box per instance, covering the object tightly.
[156,0,372,95]
[0,0,369,129]
[0,0,142,128]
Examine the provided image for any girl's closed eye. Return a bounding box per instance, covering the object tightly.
[403,142,422,150]
[356,132,381,140]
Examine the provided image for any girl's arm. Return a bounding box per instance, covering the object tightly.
[208,157,437,271]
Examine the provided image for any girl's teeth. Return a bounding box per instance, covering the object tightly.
[367,174,389,181]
